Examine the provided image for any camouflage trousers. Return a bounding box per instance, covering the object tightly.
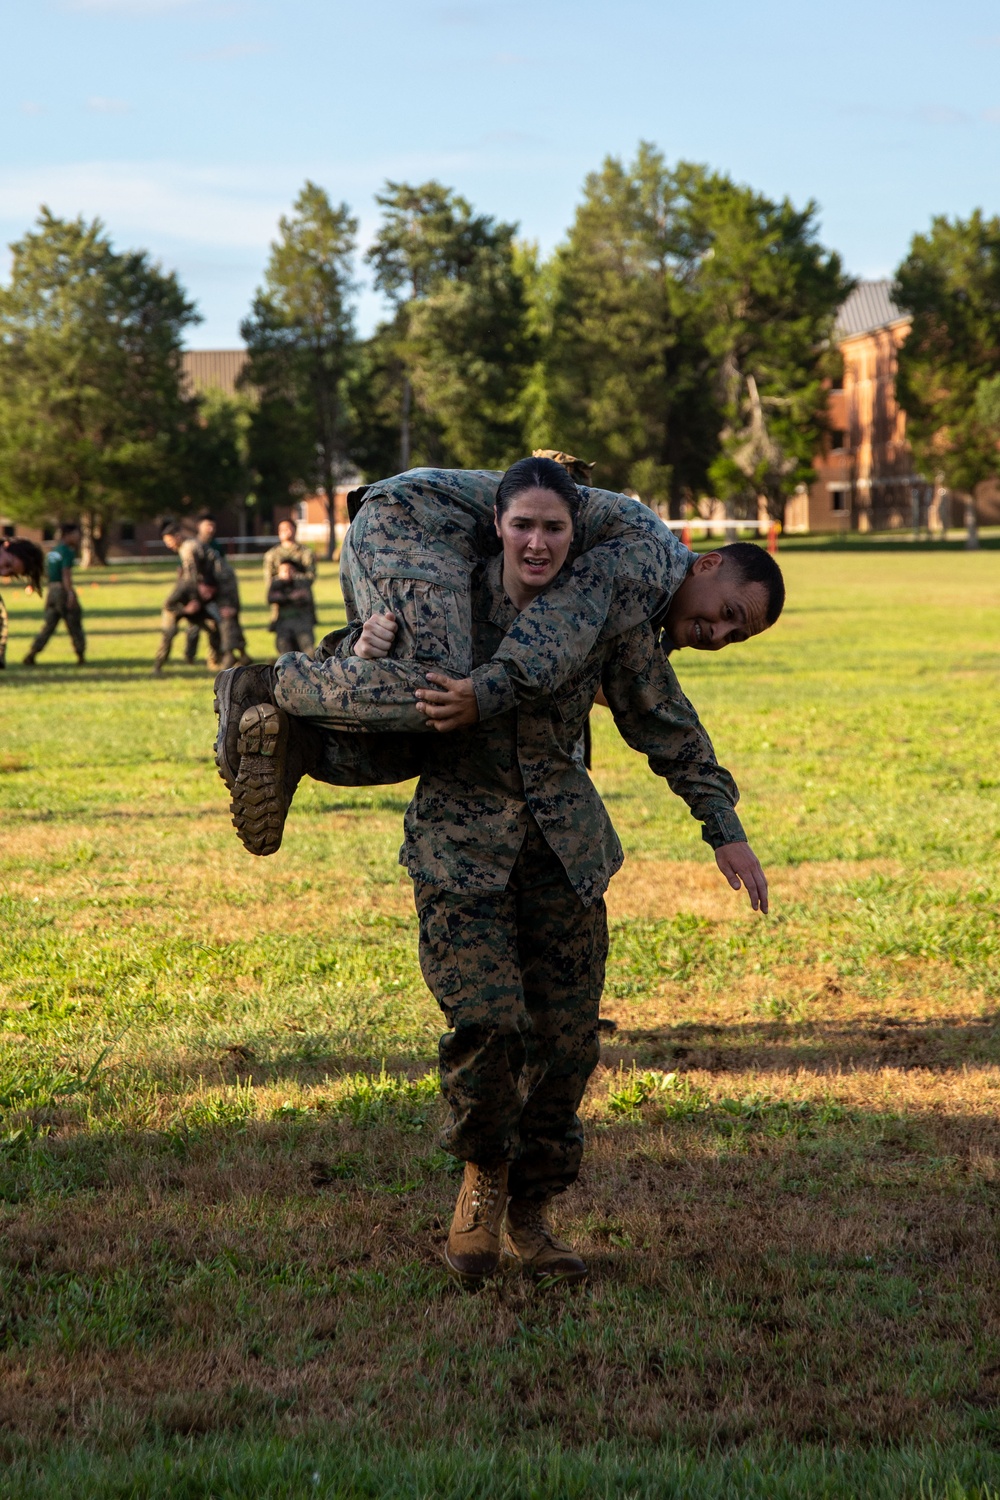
[274,616,315,657]
[414,819,608,1200]
[28,584,85,661]
[154,604,222,669]
[273,497,472,733]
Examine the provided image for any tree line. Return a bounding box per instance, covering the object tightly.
[1,142,998,558]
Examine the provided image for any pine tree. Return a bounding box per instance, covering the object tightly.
[242,182,357,555]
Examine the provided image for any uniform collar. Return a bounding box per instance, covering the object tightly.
[476,553,519,630]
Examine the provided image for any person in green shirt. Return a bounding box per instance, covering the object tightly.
[24,522,86,666]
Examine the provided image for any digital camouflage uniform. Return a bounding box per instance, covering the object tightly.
[26,540,85,663]
[0,593,7,668]
[267,574,316,656]
[408,554,746,1199]
[272,468,694,734]
[263,539,317,591]
[206,544,246,662]
[154,539,224,670]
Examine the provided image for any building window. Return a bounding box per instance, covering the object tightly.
[1,524,14,538]
[42,524,55,541]
[830,430,847,452]
[830,489,848,513]
[119,521,135,542]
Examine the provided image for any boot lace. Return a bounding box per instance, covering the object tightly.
[467,1165,505,1226]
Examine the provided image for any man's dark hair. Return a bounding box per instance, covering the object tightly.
[58,521,80,538]
[196,508,215,523]
[718,542,785,626]
[496,456,582,521]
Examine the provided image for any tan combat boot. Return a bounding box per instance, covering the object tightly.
[504,1198,588,1283]
[443,1162,509,1285]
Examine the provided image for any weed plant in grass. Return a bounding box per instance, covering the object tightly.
[1,547,1000,1495]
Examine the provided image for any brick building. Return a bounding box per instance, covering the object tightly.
[787,281,1000,534]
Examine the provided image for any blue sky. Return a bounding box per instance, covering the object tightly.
[4,0,1000,347]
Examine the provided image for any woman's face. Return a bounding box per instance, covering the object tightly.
[0,546,26,578]
[494,487,574,602]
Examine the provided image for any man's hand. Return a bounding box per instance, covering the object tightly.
[715,842,769,913]
[354,609,398,660]
[415,671,480,733]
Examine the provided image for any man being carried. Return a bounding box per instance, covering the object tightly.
[24,522,85,667]
[214,460,782,910]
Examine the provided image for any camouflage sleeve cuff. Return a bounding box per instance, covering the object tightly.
[471,661,517,721]
[700,805,748,850]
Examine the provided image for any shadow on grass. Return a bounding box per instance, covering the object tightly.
[0,1084,999,1462]
[604,1012,1000,1074]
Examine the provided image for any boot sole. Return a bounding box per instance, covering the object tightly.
[230,704,288,857]
[501,1243,589,1284]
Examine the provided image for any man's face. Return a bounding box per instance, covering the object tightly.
[278,562,294,581]
[197,519,216,543]
[664,553,770,651]
[278,521,295,544]
[162,532,180,553]
[0,546,24,577]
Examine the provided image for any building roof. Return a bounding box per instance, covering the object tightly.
[834,280,909,341]
[181,348,248,398]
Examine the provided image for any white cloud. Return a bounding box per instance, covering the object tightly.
[21,102,45,116]
[86,96,133,113]
[0,162,288,251]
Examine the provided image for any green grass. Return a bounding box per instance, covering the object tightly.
[1,547,1000,1497]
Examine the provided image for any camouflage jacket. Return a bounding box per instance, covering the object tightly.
[400,556,746,906]
[176,539,239,609]
[356,468,694,720]
[263,540,317,590]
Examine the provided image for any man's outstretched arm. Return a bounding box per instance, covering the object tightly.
[602,631,769,913]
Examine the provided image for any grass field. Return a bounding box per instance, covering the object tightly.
[1,542,1000,1497]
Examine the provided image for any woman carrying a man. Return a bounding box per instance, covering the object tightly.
[350,457,774,1284]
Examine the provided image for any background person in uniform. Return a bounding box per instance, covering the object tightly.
[194,513,248,667]
[24,522,85,667]
[153,519,223,675]
[349,457,772,1287]
[0,537,45,670]
[263,517,316,591]
[267,558,316,656]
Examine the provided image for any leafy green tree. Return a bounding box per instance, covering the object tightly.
[698,177,851,518]
[537,145,717,508]
[184,387,256,534]
[895,211,1000,495]
[363,181,534,470]
[241,182,357,555]
[537,144,848,517]
[0,208,200,561]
